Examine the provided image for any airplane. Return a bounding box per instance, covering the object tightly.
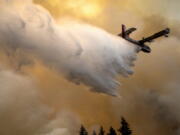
[118,24,170,53]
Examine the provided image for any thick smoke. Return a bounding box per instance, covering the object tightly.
[0,68,80,135]
[0,69,47,135]
[0,0,138,96]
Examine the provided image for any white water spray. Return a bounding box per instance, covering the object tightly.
[0,0,138,96]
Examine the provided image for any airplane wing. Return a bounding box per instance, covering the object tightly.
[139,28,170,44]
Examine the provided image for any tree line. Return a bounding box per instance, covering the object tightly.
[79,117,132,135]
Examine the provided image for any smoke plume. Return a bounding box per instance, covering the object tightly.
[0,67,81,135]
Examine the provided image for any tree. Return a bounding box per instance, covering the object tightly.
[118,117,132,135]
[107,126,117,135]
[79,125,88,135]
[98,126,105,135]
[92,130,97,135]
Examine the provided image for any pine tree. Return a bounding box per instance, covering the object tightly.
[107,126,117,135]
[98,126,105,135]
[118,117,132,135]
[92,130,97,135]
[79,125,88,135]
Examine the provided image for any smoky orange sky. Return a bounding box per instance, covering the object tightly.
[0,0,180,135]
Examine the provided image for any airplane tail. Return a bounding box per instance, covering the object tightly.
[118,25,137,38]
[118,24,126,38]
[121,24,126,38]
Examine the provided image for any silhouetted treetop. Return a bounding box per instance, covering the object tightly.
[98,126,105,135]
[118,117,132,135]
[80,125,88,135]
[92,130,97,135]
[107,126,117,135]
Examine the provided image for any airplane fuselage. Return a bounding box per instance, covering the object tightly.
[125,37,151,53]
